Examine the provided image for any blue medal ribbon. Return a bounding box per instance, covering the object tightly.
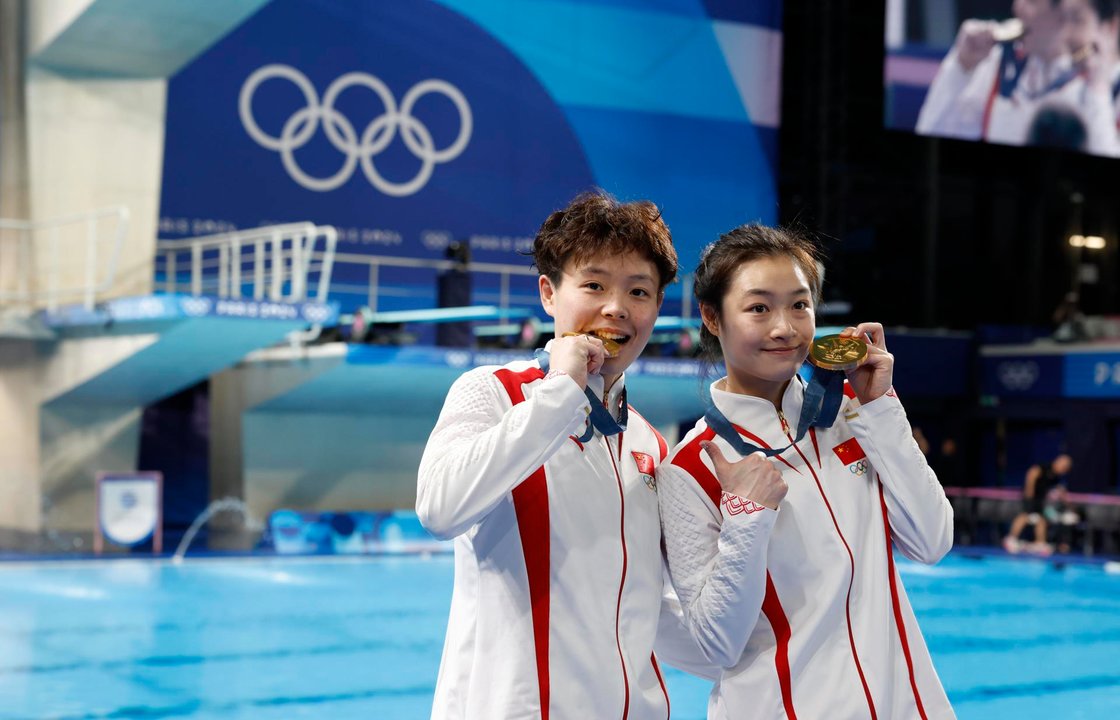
[703,364,846,458]
[998,41,1080,101]
[536,349,627,441]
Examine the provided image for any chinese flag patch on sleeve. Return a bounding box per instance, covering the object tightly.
[832,437,866,465]
[632,451,655,476]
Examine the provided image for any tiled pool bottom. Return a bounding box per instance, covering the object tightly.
[1,552,1118,719]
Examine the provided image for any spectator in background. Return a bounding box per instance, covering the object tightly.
[913,426,932,456]
[435,240,473,348]
[930,436,967,486]
[1004,453,1074,555]
[1052,290,1089,341]
[1044,483,1081,553]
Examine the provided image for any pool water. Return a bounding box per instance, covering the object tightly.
[0,552,1117,719]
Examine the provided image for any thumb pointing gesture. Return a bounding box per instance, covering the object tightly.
[701,440,734,475]
[701,441,788,510]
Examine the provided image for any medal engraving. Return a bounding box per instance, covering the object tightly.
[808,334,867,371]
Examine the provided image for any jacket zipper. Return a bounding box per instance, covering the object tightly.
[604,414,631,719]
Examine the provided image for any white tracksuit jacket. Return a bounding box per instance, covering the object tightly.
[658,377,956,720]
[417,353,713,720]
[916,42,1118,154]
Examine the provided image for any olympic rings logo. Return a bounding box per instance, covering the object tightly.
[997,361,1039,391]
[239,64,472,197]
[849,459,869,476]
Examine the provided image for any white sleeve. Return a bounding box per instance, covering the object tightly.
[915,46,999,139]
[848,393,954,564]
[415,367,590,539]
[652,563,720,681]
[1079,83,1120,157]
[658,460,777,669]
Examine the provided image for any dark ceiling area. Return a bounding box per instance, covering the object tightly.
[778,0,1119,331]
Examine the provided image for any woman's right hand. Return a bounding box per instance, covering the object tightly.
[955,20,997,72]
[548,333,606,389]
[702,442,788,510]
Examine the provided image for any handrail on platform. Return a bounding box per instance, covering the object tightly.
[155,223,338,303]
[0,206,130,311]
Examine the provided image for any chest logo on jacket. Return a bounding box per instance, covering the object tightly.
[832,437,868,477]
[632,451,656,490]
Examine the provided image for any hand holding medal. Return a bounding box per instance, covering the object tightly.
[562,331,621,358]
[825,323,894,404]
[548,332,606,389]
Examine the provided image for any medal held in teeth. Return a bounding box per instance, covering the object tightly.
[808,334,868,372]
[563,331,622,358]
[991,18,1023,42]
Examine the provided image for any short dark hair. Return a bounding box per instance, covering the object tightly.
[693,224,824,360]
[1027,103,1088,151]
[1090,0,1120,20]
[531,190,677,291]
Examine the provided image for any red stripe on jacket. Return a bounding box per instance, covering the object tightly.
[669,427,720,507]
[651,653,670,720]
[762,572,797,719]
[495,366,551,719]
[981,64,1002,140]
[607,447,631,718]
[878,478,929,719]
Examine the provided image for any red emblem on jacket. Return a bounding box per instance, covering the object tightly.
[832,437,866,465]
[632,451,655,476]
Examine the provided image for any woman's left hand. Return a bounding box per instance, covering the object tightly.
[840,322,894,404]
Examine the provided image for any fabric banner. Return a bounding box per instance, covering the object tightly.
[159,0,783,313]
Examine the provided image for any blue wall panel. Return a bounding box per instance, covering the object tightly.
[159,0,784,311]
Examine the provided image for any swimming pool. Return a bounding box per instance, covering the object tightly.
[1,552,1117,719]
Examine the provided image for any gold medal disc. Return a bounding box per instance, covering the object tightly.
[808,334,867,371]
[991,18,1023,42]
[563,331,622,358]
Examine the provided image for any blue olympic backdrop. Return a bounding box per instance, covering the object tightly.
[158,0,783,315]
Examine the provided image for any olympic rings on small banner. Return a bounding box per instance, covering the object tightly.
[239,64,473,196]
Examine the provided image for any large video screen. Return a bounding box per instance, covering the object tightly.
[885,0,1120,157]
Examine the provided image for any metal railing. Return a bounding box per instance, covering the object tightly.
[1,206,694,326]
[155,223,338,303]
[323,251,696,320]
[0,206,130,311]
[328,252,540,314]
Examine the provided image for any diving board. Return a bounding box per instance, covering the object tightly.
[350,305,531,325]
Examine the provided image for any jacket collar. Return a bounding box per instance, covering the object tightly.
[709,373,805,449]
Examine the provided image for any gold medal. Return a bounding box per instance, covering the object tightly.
[991,18,1023,42]
[1071,43,1096,64]
[563,331,621,358]
[808,334,867,371]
